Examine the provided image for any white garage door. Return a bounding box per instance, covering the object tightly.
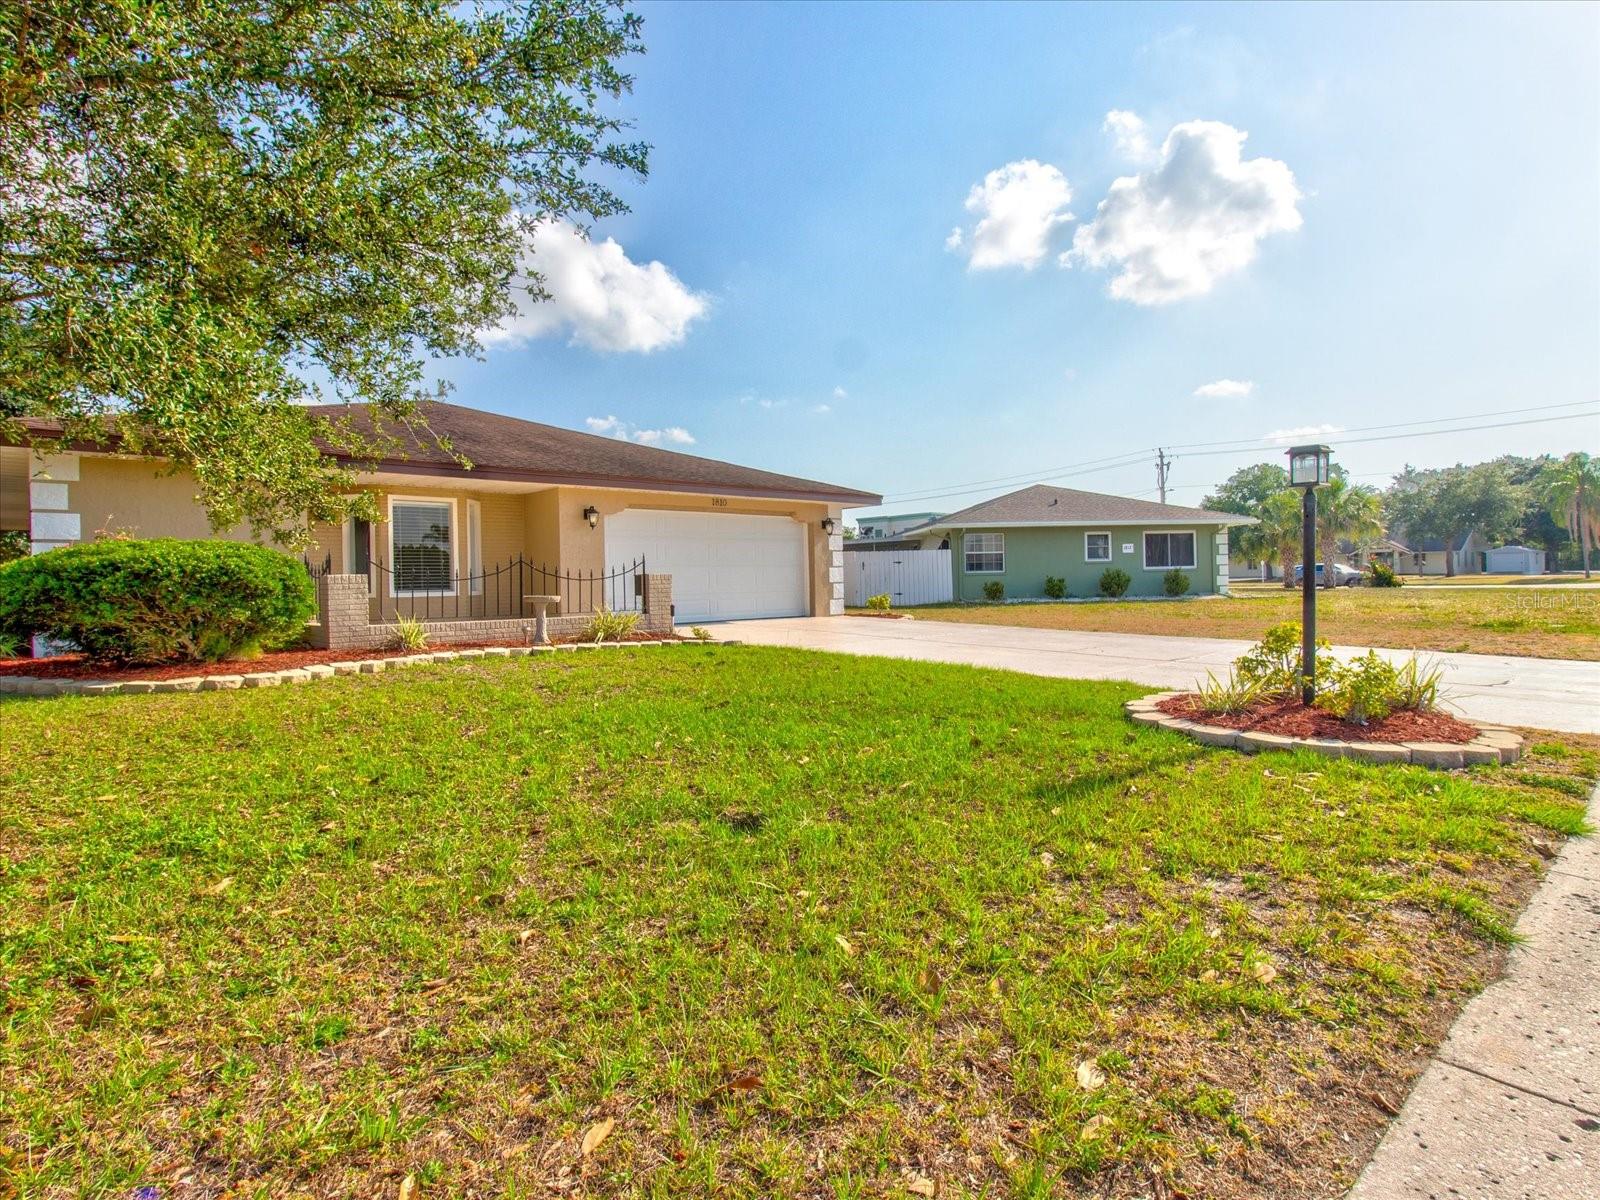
[605,509,808,623]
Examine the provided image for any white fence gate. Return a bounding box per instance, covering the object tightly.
[845,548,953,607]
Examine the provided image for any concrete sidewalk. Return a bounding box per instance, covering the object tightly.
[1347,783,1600,1199]
[720,617,1600,734]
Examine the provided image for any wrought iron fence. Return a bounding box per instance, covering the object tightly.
[362,554,645,622]
[302,552,332,579]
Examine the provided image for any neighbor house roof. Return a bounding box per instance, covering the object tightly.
[10,402,881,506]
[908,484,1257,532]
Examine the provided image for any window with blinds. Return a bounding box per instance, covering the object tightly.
[391,501,453,593]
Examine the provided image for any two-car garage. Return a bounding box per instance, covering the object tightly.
[604,509,810,623]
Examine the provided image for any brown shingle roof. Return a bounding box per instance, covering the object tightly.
[10,403,880,505]
[916,483,1255,529]
[306,402,878,504]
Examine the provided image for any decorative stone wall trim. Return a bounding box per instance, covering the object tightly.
[1123,691,1523,768]
[0,640,702,699]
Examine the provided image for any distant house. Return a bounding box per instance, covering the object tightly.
[900,484,1254,600]
[1372,529,1488,576]
[852,511,946,550]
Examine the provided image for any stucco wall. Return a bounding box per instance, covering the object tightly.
[948,525,1225,600]
[35,457,844,616]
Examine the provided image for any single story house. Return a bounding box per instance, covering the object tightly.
[900,484,1254,600]
[1369,529,1488,576]
[854,511,945,541]
[1,401,879,625]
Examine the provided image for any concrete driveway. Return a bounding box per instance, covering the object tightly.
[723,616,1600,735]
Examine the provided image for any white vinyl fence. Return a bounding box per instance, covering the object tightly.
[845,547,953,607]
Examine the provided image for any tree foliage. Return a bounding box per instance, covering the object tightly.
[1203,462,1287,571]
[1,1,647,545]
[1540,451,1600,578]
[1384,462,1523,576]
[1316,476,1384,588]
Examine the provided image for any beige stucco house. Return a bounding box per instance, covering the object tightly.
[1,401,880,626]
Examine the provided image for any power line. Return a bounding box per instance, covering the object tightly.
[875,398,1597,505]
[875,404,1597,507]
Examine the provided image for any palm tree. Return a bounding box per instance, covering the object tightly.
[1317,478,1386,588]
[1257,490,1304,590]
[1543,451,1600,578]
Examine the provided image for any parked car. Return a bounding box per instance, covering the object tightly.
[1293,562,1364,586]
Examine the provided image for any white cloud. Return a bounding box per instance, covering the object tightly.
[948,159,1074,270]
[832,385,848,400]
[585,415,695,445]
[1265,422,1342,445]
[812,404,832,415]
[1066,120,1303,304]
[1194,378,1255,399]
[757,397,786,410]
[1103,110,1154,162]
[484,218,709,353]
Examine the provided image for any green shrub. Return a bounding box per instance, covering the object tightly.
[0,630,22,658]
[689,625,713,641]
[982,580,1005,602]
[390,614,429,651]
[1392,655,1445,711]
[1367,561,1403,588]
[1234,620,1328,697]
[0,539,315,664]
[1162,569,1191,597]
[585,605,640,643]
[1043,576,1066,599]
[1098,568,1131,598]
[1191,669,1273,715]
[0,530,27,564]
[1314,651,1399,725]
[866,593,892,612]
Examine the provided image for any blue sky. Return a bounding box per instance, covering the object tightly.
[442,1,1600,517]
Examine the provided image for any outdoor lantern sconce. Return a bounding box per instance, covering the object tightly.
[1286,443,1333,705]
[583,505,599,529]
[821,517,837,535]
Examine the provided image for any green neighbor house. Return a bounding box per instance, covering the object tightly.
[904,484,1255,601]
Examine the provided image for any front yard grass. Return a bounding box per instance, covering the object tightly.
[1,647,1594,1199]
[901,587,1600,660]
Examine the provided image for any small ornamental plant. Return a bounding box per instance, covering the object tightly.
[1368,561,1403,588]
[391,615,429,651]
[1043,576,1066,599]
[1098,568,1131,598]
[1162,569,1190,597]
[982,580,1004,602]
[866,593,892,612]
[0,539,314,663]
[585,605,640,643]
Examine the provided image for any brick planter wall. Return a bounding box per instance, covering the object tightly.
[310,572,674,650]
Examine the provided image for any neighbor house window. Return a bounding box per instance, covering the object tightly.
[964,532,1005,573]
[1085,531,1111,562]
[390,499,455,594]
[1143,531,1196,570]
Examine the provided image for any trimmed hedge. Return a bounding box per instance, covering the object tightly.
[1162,568,1191,597]
[1098,567,1131,598]
[0,539,316,663]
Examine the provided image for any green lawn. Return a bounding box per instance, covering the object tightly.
[1,648,1594,1199]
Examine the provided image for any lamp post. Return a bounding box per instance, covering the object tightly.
[1286,444,1332,706]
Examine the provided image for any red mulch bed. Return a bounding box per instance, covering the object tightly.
[847,611,913,620]
[1156,693,1480,744]
[0,632,684,682]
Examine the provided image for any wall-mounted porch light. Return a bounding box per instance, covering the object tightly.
[583,505,599,529]
[820,517,837,535]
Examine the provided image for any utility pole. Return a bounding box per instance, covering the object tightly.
[1155,448,1171,504]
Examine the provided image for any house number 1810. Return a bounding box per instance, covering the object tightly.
[711,498,729,507]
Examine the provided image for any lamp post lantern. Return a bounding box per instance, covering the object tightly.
[1286,444,1332,706]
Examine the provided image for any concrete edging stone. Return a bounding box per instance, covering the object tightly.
[1126,691,1524,769]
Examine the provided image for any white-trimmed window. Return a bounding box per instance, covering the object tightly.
[964,532,1005,573]
[1143,530,1197,570]
[389,497,456,595]
[1084,531,1111,562]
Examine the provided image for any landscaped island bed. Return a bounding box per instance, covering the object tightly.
[1153,693,1482,744]
[2,647,1594,1198]
[898,586,1600,661]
